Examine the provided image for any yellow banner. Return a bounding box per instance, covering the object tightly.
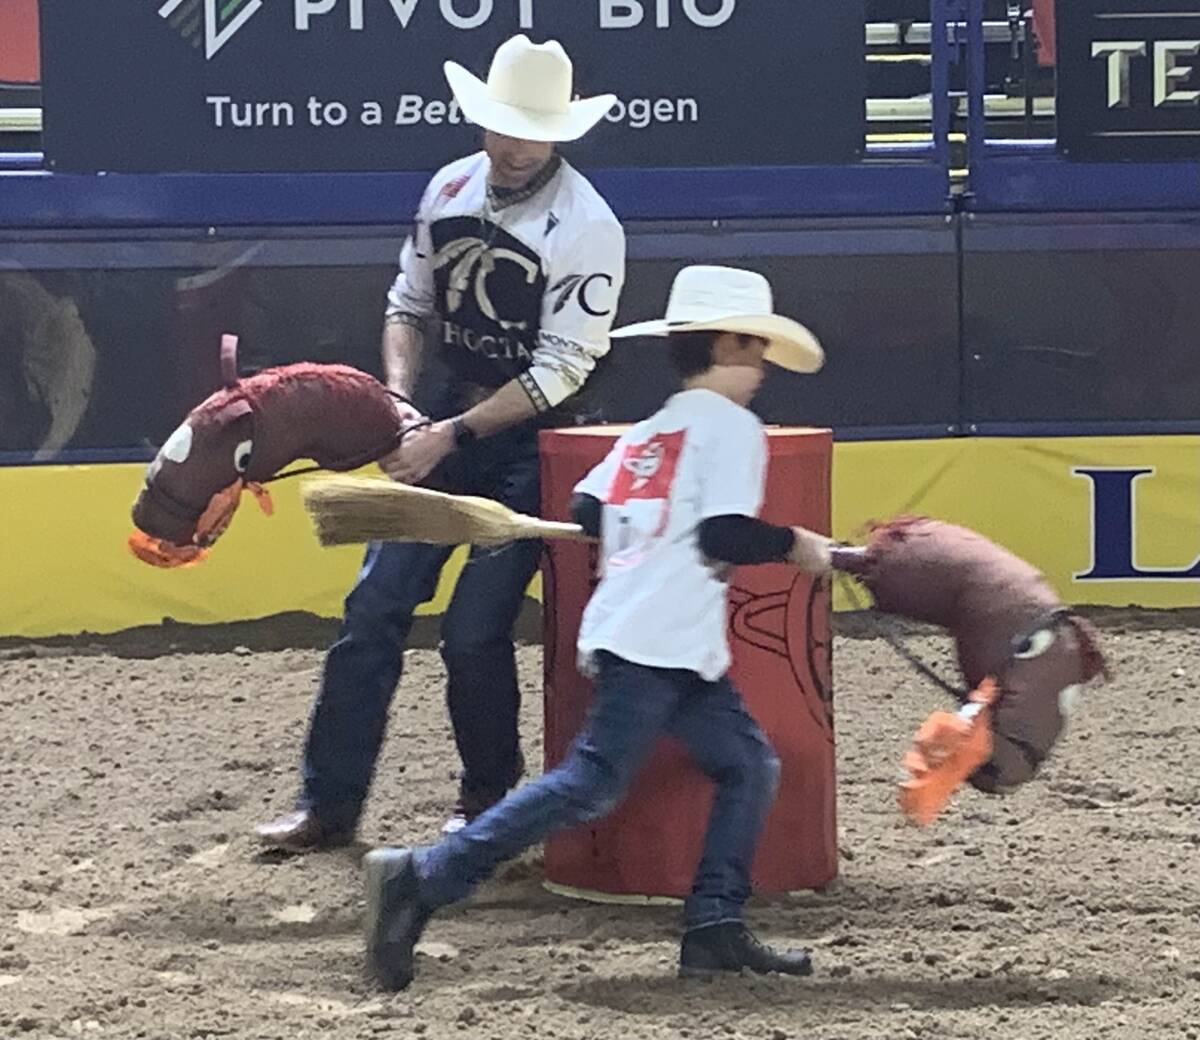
[2,434,1196,638]
[0,464,476,638]
[833,435,1200,611]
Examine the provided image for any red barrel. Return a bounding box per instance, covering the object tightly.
[539,426,836,897]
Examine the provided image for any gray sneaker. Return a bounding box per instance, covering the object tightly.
[362,848,432,991]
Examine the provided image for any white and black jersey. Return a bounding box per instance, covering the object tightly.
[386,152,626,417]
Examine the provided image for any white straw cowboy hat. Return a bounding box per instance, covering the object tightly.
[611,266,825,374]
[444,35,616,143]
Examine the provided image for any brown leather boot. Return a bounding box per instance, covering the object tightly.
[254,809,355,853]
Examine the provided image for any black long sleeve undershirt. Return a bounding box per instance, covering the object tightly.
[698,514,796,564]
[570,493,603,537]
[570,493,795,565]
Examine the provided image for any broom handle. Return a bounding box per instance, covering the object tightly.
[511,517,595,543]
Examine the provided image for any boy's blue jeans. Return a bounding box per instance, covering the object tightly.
[415,650,781,929]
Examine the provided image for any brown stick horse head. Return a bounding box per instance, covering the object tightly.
[835,517,1109,793]
[129,335,404,567]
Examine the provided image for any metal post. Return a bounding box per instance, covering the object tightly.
[966,0,989,169]
[1023,7,1036,137]
[930,0,952,179]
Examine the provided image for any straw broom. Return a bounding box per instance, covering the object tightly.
[301,475,592,547]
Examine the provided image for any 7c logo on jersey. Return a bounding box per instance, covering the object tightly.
[550,273,615,317]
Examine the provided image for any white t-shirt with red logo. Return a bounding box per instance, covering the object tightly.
[574,388,768,681]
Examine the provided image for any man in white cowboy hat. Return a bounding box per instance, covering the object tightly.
[257,35,626,851]
[360,265,833,990]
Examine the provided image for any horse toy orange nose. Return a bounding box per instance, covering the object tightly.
[128,334,409,567]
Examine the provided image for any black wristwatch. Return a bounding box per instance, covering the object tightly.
[451,416,477,449]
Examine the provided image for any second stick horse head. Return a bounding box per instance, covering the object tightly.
[836,517,1109,799]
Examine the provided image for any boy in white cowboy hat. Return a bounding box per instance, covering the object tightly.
[257,35,626,851]
[362,265,832,990]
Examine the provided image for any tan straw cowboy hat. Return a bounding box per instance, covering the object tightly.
[611,266,825,374]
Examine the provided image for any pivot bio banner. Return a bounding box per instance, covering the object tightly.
[38,0,866,173]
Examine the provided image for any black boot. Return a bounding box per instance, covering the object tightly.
[679,922,813,978]
[362,848,433,991]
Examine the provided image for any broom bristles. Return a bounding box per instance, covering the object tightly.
[301,476,587,547]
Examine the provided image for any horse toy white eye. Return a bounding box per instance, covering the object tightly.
[1014,627,1056,660]
[233,439,253,474]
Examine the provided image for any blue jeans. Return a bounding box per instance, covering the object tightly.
[414,651,781,929]
[297,429,543,831]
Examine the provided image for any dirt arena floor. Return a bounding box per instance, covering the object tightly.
[1,608,1198,1040]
